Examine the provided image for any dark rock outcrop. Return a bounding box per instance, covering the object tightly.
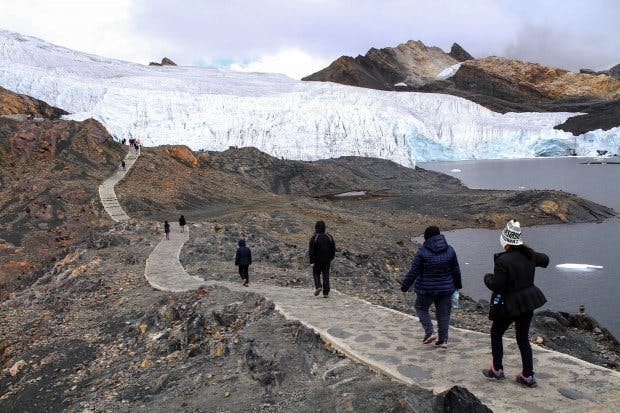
[433,386,492,413]
[609,63,620,80]
[554,99,620,135]
[449,43,474,62]
[579,63,620,80]
[149,57,177,67]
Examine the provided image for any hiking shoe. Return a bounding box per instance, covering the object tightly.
[323,294,329,298]
[243,279,249,287]
[314,288,322,296]
[435,341,448,349]
[516,374,537,388]
[482,366,505,380]
[422,333,437,344]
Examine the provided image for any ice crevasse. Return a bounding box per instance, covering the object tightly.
[1,29,618,167]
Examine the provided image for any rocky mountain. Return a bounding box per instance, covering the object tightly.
[420,56,620,112]
[0,86,67,119]
[0,91,124,294]
[304,42,620,134]
[302,40,462,89]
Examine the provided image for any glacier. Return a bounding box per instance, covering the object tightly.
[1,29,618,167]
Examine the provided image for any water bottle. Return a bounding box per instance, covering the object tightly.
[452,290,460,308]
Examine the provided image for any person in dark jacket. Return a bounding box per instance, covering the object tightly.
[309,220,336,298]
[179,215,186,233]
[482,220,549,388]
[235,239,252,286]
[400,226,462,348]
[164,220,170,240]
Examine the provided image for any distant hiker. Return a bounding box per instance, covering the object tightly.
[400,226,462,349]
[121,160,126,170]
[164,220,170,240]
[308,220,336,298]
[122,138,126,145]
[235,239,252,287]
[482,220,549,388]
[134,143,139,153]
[179,215,186,232]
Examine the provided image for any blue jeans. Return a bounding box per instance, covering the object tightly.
[414,293,453,342]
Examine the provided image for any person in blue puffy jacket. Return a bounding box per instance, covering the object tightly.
[400,226,462,348]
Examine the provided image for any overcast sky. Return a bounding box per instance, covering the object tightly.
[2,0,619,79]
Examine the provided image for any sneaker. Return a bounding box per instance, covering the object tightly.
[323,294,329,298]
[243,279,249,287]
[516,374,537,388]
[314,288,322,296]
[422,333,437,344]
[435,341,448,349]
[482,365,505,380]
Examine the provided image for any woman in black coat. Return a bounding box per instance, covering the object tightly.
[482,220,549,388]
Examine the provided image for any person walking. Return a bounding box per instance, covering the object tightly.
[164,220,170,240]
[121,160,126,171]
[400,226,462,348]
[308,220,336,298]
[482,220,549,388]
[235,239,252,287]
[179,215,186,233]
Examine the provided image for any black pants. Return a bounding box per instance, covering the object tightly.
[312,262,330,295]
[490,310,534,376]
[238,265,249,281]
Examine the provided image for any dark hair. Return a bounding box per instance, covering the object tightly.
[506,244,534,259]
[424,226,440,240]
[315,220,326,233]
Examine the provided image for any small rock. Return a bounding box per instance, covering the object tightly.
[594,327,602,334]
[224,391,231,397]
[534,336,545,344]
[9,360,26,377]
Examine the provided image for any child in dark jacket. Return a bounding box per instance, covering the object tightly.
[235,239,252,286]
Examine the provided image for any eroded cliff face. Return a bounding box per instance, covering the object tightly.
[303,40,459,89]
[0,86,67,119]
[0,114,124,295]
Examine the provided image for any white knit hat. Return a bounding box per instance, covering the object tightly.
[500,219,523,248]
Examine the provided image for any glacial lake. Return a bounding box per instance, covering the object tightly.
[420,157,620,337]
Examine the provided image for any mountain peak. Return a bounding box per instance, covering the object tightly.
[449,43,474,62]
[303,39,458,89]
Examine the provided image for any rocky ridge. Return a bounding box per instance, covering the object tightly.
[0,86,67,119]
[0,95,124,296]
[302,40,461,89]
[304,42,620,134]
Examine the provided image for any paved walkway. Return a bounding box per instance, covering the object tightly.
[144,223,205,292]
[98,149,139,222]
[99,161,620,413]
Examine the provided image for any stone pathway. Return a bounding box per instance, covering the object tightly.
[99,160,620,413]
[144,223,205,292]
[98,150,139,222]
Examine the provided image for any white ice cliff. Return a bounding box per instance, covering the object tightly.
[1,29,618,167]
